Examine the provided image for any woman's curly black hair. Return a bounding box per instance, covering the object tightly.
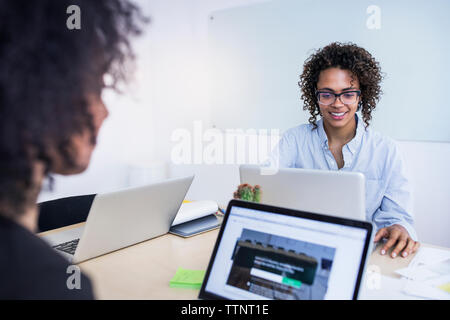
[299,42,383,129]
[0,0,146,218]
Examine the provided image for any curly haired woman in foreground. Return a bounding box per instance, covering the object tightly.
[0,0,144,299]
[267,42,420,258]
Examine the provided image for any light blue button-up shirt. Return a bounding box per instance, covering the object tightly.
[264,115,417,240]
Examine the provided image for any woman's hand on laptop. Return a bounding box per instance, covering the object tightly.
[374,224,420,259]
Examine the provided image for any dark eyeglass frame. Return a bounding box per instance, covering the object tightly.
[315,90,361,105]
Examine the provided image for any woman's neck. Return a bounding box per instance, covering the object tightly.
[14,161,45,233]
[323,117,357,146]
[16,205,39,232]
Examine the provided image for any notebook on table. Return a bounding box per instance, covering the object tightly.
[169,200,221,237]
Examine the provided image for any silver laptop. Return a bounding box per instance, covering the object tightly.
[40,175,194,263]
[239,164,366,221]
[199,199,374,300]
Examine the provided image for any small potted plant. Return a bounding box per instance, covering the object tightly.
[233,184,261,203]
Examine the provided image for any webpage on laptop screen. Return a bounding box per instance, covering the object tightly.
[204,206,368,300]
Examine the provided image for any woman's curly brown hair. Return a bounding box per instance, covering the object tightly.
[0,0,146,219]
[299,42,383,129]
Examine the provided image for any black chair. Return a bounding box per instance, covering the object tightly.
[38,194,96,232]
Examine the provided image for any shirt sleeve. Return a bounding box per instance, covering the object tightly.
[372,141,418,241]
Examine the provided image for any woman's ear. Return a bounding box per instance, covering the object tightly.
[316,103,322,116]
[357,95,363,111]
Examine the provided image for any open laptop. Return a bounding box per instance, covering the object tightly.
[199,199,374,300]
[40,175,194,264]
[240,164,366,221]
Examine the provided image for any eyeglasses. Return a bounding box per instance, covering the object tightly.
[316,90,361,106]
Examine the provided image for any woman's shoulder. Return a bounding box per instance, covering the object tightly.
[276,124,310,153]
[282,122,316,140]
[363,125,399,154]
[0,216,67,264]
[0,217,94,299]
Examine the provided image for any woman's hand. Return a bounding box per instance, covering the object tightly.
[374,224,420,258]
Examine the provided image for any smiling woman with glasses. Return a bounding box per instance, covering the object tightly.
[265,42,420,260]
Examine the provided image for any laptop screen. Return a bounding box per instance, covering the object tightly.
[200,201,372,300]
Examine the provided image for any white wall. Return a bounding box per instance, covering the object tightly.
[397,141,450,248]
[39,0,269,199]
[38,0,450,248]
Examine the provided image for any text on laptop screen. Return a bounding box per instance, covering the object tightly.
[204,205,368,300]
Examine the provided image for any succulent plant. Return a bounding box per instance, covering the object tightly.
[253,185,261,203]
[233,183,262,203]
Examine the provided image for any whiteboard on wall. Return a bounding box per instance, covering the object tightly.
[207,0,450,142]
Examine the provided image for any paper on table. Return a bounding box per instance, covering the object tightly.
[395,247,450,300]
[395,247,450,281]
[402,274,450,300]
[409,246,450,267]
[172,200,218,226]
[395,265,439,281]
[359,274,421,300]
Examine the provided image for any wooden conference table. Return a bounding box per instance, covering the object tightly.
[39,221,449,300]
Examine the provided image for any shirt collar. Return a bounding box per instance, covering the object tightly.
[317,114,366,154]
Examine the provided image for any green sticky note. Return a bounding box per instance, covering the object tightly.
[169,267,205,289]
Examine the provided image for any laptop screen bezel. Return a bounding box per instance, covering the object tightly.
[198,199,373,300]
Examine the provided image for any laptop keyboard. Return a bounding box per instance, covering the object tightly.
[53,239,80,255]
